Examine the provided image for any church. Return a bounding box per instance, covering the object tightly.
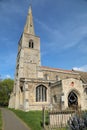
[9,6,87,111]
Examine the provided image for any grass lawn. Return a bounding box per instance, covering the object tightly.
[11,109,42,130]
[0,109,2,130]
[10,109,67,130]
[10,109,87,130]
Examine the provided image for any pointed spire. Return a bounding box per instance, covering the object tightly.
[24,6,35,35]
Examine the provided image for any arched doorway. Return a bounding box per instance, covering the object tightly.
[68,91,78,109]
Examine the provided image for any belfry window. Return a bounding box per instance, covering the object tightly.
[36,85,47,102]
[29,39,34,48]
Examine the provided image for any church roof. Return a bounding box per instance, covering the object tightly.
[41,66,78,74]
[73,70,87,83]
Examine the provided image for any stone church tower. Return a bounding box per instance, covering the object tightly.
[16,6,41,80]
[14,6,41,109]
[9,6,50,111]
[9,6,87,111]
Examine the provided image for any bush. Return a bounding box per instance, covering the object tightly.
[68,112,87,130]
[82,112,87,128]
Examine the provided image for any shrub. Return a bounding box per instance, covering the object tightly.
[68,112,87,130]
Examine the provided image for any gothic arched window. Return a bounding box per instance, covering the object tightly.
[36,85,47,102]
[29,39,34,48]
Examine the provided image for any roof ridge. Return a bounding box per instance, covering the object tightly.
[41,66,72,72]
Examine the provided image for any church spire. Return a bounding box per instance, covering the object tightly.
[24,6,35,35]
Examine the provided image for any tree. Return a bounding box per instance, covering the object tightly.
[0,79,14,106]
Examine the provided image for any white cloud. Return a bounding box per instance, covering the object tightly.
[35,16,87,53]
[73,65,87,72]
[2,74,12,79]
[35,18,62,36]
[6,75,11,79]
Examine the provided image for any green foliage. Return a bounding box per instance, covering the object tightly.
[68,111,87,130]
[0,79,14,106]
[0,110,2,130]
[11,109,42,130]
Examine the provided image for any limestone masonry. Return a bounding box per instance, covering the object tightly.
[9,6,87,111]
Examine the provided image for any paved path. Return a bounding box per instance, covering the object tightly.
[1,108,31,130]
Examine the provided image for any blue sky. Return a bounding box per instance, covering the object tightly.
[0,0,87,79]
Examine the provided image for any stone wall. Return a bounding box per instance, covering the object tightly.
[62,78,85,109]
[40,66,80,81]
[50,82,62,110]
